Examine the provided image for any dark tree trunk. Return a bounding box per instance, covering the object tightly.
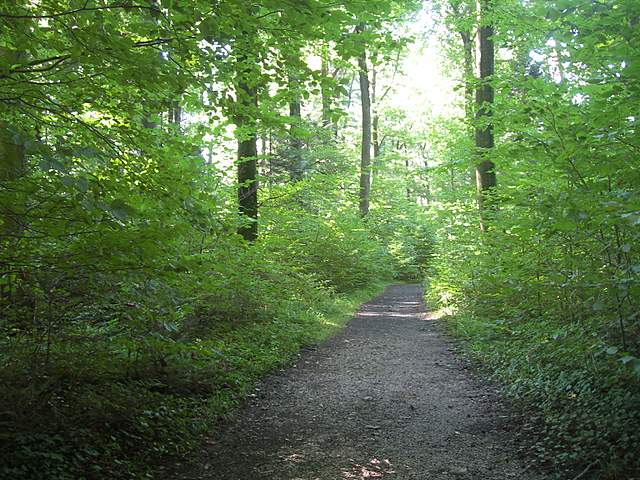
[475,0,496,229]
[0,122,25,235]
[0,47,25,235]
[369,63,381,191]
[0,126,25,179]
[423,152,431,205]
[237,137,258,242]
[357,26,372,217]
[233,7,260,242]
[236,78,258,242]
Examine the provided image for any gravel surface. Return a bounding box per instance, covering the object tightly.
[169,284,545,480]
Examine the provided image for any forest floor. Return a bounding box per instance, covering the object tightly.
[162,284,546,480]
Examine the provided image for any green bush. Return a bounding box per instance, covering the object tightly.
[428,193,640,478]
[0,162,408,478]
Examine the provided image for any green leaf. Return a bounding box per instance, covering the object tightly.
[620,355,635,365]
[76,177,89,193]
[109,199,136,221]
[39,157,67,173]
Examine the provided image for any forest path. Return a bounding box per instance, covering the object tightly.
[170,284,543,480]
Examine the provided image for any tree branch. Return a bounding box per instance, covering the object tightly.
[0,3,161,20]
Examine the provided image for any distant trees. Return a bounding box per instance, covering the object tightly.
[225,0,419,228]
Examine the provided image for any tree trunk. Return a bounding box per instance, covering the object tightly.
[405,157,411,201]
[0,123,25,235]
[0,47,25,235]
[320,44,332,130]
[475,0,496,229]
[288,56,304,181]
[357,26,372,217]
[371,64,380,159]
[460,30,474,127]
[423,153,431,205]
[236,78,258,242]
[168,100,182,129]
[235,39,259,241]
[0,124,25,180]
[369,62,381,191]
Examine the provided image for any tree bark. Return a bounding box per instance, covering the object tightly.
[357,26,372,217]
[369,62,381,191]
[236,77,258,242]
[234,29,259,242]
[288,55,304,181]
[422,150,431,205]
[0,47,26,235]
[475,0,496,229]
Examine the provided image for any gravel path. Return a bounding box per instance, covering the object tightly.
[171,284,543,480]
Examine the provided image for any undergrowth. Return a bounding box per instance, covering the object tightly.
[0,166,432,479]
[438,308,640,480]
[427,195,640,479]
[1,273,389,479]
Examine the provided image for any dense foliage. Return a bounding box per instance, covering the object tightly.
[2,0,639,478]
[427,0,640,478]
[0,0,427,478]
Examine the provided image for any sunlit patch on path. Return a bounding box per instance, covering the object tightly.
[342,458,397,478]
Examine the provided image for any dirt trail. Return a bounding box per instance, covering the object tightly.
[171,284,543,479]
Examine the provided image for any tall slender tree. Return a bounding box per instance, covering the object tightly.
[320,44,333,131]
[474,0,496,229]
[0,46,25,235]
[357,25,372,217]
[447,0,476,127]
[287,52,305,181]
[371,63,381,159]
[235,30,259,242]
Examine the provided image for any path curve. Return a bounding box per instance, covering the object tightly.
[172,284,543,480]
